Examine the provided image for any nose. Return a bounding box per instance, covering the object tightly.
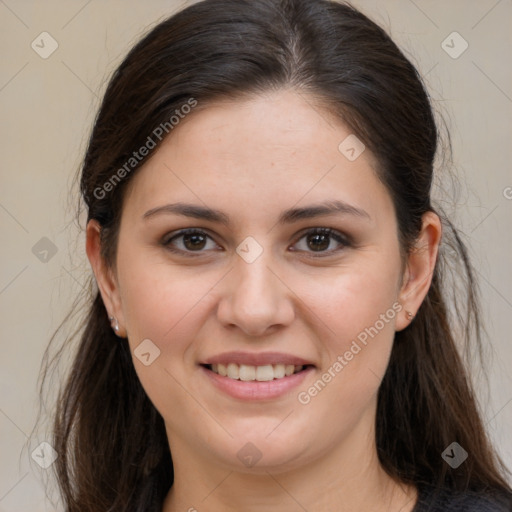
[216,252,295,337]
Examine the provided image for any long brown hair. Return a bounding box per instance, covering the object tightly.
[38,0,511,510]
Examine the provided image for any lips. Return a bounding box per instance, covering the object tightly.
[199,351,315,398]
[200,363,314,401]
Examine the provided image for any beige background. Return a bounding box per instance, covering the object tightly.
[1,0,511,510]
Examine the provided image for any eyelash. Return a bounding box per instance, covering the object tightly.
[161,227,352,257]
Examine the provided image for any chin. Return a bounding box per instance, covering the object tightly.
[208,425,314,474]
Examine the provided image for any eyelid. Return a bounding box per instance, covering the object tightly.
[162,227,210,243]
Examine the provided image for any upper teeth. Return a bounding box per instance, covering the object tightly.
[210,363,304,381]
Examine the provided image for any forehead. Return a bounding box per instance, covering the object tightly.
[122,89,394,226]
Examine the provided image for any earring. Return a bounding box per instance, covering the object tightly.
[109,315,120,334]
[406,310,414,320]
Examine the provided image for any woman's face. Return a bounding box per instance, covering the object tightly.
[97,90,419,473]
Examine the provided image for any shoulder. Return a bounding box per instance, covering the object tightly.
[413,484,512,512]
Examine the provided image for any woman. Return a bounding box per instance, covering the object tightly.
[40,0,512,510]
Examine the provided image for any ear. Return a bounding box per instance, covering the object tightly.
[86,219,126,337]
[395,211,442,332]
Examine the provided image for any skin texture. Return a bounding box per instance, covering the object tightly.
[86,89,441,511]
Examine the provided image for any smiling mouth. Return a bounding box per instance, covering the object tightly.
[202,363,312,382]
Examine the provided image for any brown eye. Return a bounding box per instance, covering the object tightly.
[163,229,220,253]
[292,228,350,255]
[306,233,330,251]
[182,232,207,250]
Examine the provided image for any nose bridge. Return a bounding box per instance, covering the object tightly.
[217,246,294,335]
[237,253,274,299]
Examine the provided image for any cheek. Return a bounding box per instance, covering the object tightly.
[295,257,401,345]
[117,252,218,352]
[291,259,400,403]
[116,255,221,427]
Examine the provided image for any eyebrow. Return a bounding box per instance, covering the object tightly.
[142,200,371,224]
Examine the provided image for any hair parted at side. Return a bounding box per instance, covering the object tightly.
[38,0,511,510]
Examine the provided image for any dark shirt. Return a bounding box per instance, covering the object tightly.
[413,485,512,511]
